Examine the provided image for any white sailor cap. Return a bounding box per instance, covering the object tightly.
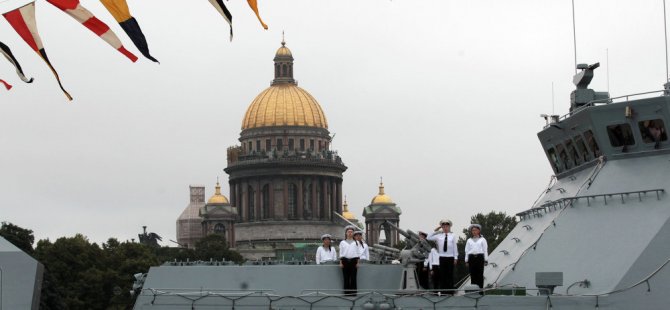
[321,234,332,240]
[353,230,364,236]
[468,223,482,231]
[439,219,453,226]
[344,225,357,232]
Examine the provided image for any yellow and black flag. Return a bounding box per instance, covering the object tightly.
[0,41,34,83]
[209,0,233,41]
[100,0,158,63]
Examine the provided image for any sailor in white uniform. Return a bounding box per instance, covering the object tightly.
[316,234,338,264]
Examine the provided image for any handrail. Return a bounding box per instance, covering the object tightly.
[554,89,666,123]
[516,188,665,219]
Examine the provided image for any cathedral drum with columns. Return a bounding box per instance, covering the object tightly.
[223,39,349,260]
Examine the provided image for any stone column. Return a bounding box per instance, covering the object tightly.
[269,179,275,219]
[311,177,318,219]
[283,179,289,219]
[298,178,304,219]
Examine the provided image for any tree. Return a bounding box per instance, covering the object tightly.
[454,211,518,285]
[194,234,244,264]
[460,211,517,252]
[0,221,35,254]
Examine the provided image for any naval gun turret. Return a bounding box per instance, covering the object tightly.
[570,62,610,111]
[372,221,434,291]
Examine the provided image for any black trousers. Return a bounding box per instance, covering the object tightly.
[438,257,454,293]
[430,265,440,290]
[468,254,485,288]
[341,257,359,296]
[416,262,429,289]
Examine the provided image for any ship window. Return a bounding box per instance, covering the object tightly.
[607,124,635,147]
[583,130,601,157]
[564,139,580,166]
[547,148,561,173]
[638,119,668,145]
[574,135,591,163]
[555,144,571,171]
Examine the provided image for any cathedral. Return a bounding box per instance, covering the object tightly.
[177,39,401,260]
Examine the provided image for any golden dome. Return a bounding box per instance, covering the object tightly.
[371,180,393,204]
[241,84,328,130]
[276,45,292,57]
[342,196,356,220]
[207,181,229,204]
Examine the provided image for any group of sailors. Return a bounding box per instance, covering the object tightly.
[314,219,488,295]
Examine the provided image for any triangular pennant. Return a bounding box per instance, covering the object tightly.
[100,0,158,63]
[0,78,12,90]
[3,2,72,100]
[0,41,34,83]
[46,0,138,62]
[208,0,233,41]
[247,0,268,30]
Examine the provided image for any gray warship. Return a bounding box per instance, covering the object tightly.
[130,58,670,308]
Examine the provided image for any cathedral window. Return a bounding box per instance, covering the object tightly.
[277,138,283,151]
[310,139,315,151]
[282,64,287,76]
[266,139,271,151]
[300,139,305,151]
[288,139,294,151]
[256,140,261,152]
[214,223,225,234]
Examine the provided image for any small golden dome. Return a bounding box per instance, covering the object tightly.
[275,35,292,57]
[342,196,356,220]
[207,181,229,204]
[276,46,292,57]
[241,84,328,130]
[371,180,393,204]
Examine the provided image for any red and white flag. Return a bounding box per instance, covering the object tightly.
[46,0,138,62]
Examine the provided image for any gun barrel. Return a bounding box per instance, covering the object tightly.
[372,244,401,253]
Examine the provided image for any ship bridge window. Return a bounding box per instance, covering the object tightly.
[555,144,571,171]
[607,124,635,147]
[639,119,667,147]
[574,135,591,163]
[564,139,581,166]
[546,147,562,174]
[584,130,601,157]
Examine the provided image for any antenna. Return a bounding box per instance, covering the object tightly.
[572,0,578,73]
[552,82,555,115]
[606,48,610,93]
[664,0,669,82]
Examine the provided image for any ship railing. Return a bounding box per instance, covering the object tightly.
[556,89,666,123]
[516,188,665,221]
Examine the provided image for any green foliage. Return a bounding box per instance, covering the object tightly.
[28,231,244,310]
[0,221,35,254]
[454,211,517,284]
[461,211,518,252]
[194,234,244,264]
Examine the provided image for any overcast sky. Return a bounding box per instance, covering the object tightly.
[1,0,667,245]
